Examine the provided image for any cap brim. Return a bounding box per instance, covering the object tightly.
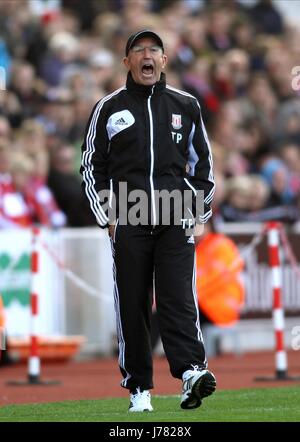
[126,30,163,55]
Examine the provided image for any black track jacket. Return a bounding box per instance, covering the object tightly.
[80,72,215,228]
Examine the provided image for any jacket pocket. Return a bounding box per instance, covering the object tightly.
[183,177,197,198]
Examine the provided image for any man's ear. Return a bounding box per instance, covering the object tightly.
[123,57,129,70]
[162,54,168,70]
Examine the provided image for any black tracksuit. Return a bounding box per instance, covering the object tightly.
[80,72,215,390]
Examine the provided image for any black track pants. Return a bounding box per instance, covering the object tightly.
[110,223,207,391]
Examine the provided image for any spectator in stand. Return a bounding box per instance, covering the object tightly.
[274,99,300,145]
[0,152,66,229]
[0,142,14,229]
[260,156,298,207]
[48,143,95,227]
[236,116,273,173]
[207,7,234,52]
[0,89,23,129]
[182,57,220,125]
[221,174,270,222]
[15,119,49,182]
[250,0,284,35]
[39,31,80,87]
[246,72,278,126]
[279,142,300,203]
[224,49,250,97]
[9,61,42,121]
[231,14,255,52]
[177,17,209,70]
[87,49,115,90]
[0,116,11,144]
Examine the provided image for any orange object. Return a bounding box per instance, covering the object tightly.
[196,232,245,327]
[8,336,85,363]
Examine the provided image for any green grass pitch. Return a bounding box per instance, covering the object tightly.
[0,386,299,422]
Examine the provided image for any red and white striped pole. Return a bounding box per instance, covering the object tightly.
[7,227,60,386]
[28,227,41,383]
[266,221,287,379]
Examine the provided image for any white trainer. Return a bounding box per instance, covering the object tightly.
[181,369,216,409]
[128,387,153,412]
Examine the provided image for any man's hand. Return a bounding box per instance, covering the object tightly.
[194,223,204,246]
[194,223,204,238]
[108,224,115,239]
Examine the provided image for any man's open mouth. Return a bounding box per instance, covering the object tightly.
[142,64,154,76]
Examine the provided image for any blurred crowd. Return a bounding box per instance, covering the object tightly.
[0,0,300,229]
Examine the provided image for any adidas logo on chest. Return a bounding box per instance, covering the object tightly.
[106,110,135,140]
[115,117,127,126]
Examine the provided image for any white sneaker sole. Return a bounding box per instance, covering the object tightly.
[181,370,216,410]
[128,406,153,412]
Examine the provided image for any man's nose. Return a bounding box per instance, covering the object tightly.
[143,47,152,56]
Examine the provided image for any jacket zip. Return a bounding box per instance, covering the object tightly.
[147,86,156,228]
[109,178,113,209]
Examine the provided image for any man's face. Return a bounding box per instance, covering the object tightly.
[123,37,167,86]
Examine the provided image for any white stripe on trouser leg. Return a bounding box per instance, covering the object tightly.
[271,267,281,289]
[192,253,203,342]
[192,253,207,367]
[273,308,285,330]
[110,242,125,370]
[276,350,287,371]
[112,261,125,370]
[110,240,131,386]
[28,356,40,376]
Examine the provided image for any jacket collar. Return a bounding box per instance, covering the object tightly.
[126,72,166,96]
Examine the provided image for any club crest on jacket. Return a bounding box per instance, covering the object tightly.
[172,114,182,130]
